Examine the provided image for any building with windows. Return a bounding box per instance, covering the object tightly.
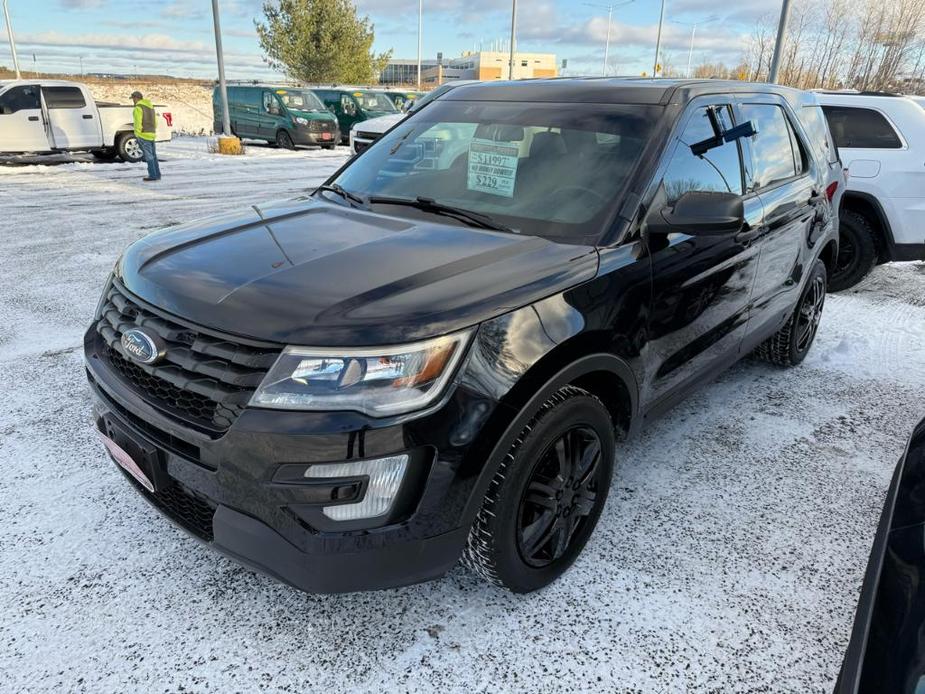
[380,52,557,86]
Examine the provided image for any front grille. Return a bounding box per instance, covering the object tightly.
[123,470,216,541]
[309,119,334,132]
[88,368,204,465]
[95,281,280,434]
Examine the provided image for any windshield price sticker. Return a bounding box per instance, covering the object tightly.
[467,138,519,198]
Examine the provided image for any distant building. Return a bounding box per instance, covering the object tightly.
[380,52,557,86]
[379,59,438,85]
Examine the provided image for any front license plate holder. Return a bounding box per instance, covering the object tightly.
[98,418,169,492]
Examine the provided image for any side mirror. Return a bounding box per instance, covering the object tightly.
[647,191,744,236]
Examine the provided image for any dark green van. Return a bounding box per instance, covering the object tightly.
[308,88,399,144]
[212,85,340,149]
[384,90,422,111]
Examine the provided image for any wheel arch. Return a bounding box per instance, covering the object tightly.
[458,338,640,528]
[840,191,896,263]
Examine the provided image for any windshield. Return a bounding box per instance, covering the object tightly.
[354,92,398,113]
[332,100,659,240]
[278,90,325,112]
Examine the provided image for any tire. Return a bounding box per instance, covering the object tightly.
[753,259,827,367]
[91,148,118,161]
[276,130,295,150]
[462,385,616,593]
[115,132,143,163]
[829,210,878,292]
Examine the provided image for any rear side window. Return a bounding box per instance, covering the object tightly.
[42,86,86,109]
[800,105,840,165]
[0,85,41,114]
[740,103,800,189]
[821,106,902,149]
[661,105,744,204]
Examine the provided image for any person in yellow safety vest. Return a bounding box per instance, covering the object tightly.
[131,91,161,181]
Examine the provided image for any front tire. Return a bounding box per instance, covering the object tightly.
[753,259,827,367]
[115,132,143,163]
[829,210,878,292]
[462,386,615,593]
[276,129,295,150]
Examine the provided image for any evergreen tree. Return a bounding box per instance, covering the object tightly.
[256,0,391,84]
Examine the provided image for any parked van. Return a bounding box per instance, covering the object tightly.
[384,90,422,111]
[213,85,340,149]
[309,88,399,143]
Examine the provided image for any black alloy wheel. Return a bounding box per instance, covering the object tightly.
[462,385,615,592]
[517,426,603,568]
[753,259,828,367]
[829,210,878,292]
[796,273,826,353]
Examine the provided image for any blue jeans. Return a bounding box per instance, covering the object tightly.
[138,138,161,179]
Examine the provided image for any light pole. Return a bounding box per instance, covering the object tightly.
[653,0,666,77]
[2,0,21,79]
[673,15,718,78]
[211,0,231,137]
[768,0,792,83]
[585,2,633,77]
[508,0,517,80]
[416,0,422,90]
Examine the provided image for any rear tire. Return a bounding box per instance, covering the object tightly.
[753,259,827,367]
[276,130,295,150]
[115,132,143,163]
[829,210,878,292]
[462,385,615,593]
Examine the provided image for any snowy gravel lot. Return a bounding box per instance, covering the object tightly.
[1,137,924,693]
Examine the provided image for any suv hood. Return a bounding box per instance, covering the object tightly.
[354,113,405,134]
[290,108,334,121]
[117,197,598,346]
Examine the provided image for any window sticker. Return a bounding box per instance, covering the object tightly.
[467,138,519,197]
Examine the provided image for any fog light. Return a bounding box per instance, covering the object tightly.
[304,455,409,521]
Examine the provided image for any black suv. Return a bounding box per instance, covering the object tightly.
[85,79,839,593]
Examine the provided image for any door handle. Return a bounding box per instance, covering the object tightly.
[28,116,39,121]
[82,114,93,120]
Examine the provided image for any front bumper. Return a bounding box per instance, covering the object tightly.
[292,126,340,147]
[85,327,500,593]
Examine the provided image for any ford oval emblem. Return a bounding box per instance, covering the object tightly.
[120,328,165,365]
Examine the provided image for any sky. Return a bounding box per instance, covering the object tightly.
[1,0,779,80]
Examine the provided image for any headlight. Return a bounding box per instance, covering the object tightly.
[294,116,308,125]
[250,329,473,416]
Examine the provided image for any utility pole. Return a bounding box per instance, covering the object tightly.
[2,0,21,79]
[79,55,84,77]
[768,0,792,83]
[416,0,422,90]
[508,0,517,80]
[673,15,718,78]
[585,2,633,77]
[211,0,231,137]
[653,0,666,77]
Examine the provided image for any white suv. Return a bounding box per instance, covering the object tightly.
[816,91,925,290]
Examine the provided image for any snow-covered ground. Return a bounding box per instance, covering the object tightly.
[1,138,924,692]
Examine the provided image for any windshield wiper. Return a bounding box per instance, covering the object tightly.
[315,183,369,209]
[367,195,513,233]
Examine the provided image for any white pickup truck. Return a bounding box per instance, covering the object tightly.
[0,79,172,162]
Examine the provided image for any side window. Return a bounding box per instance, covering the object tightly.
[340,95,357,116]
[740,103,798,189]
[799,105,840,165]
[42,87,86,109]
[662,105,744,204]
[820,106,902,149]
[263,92,280,115]
[0,85,41,114]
